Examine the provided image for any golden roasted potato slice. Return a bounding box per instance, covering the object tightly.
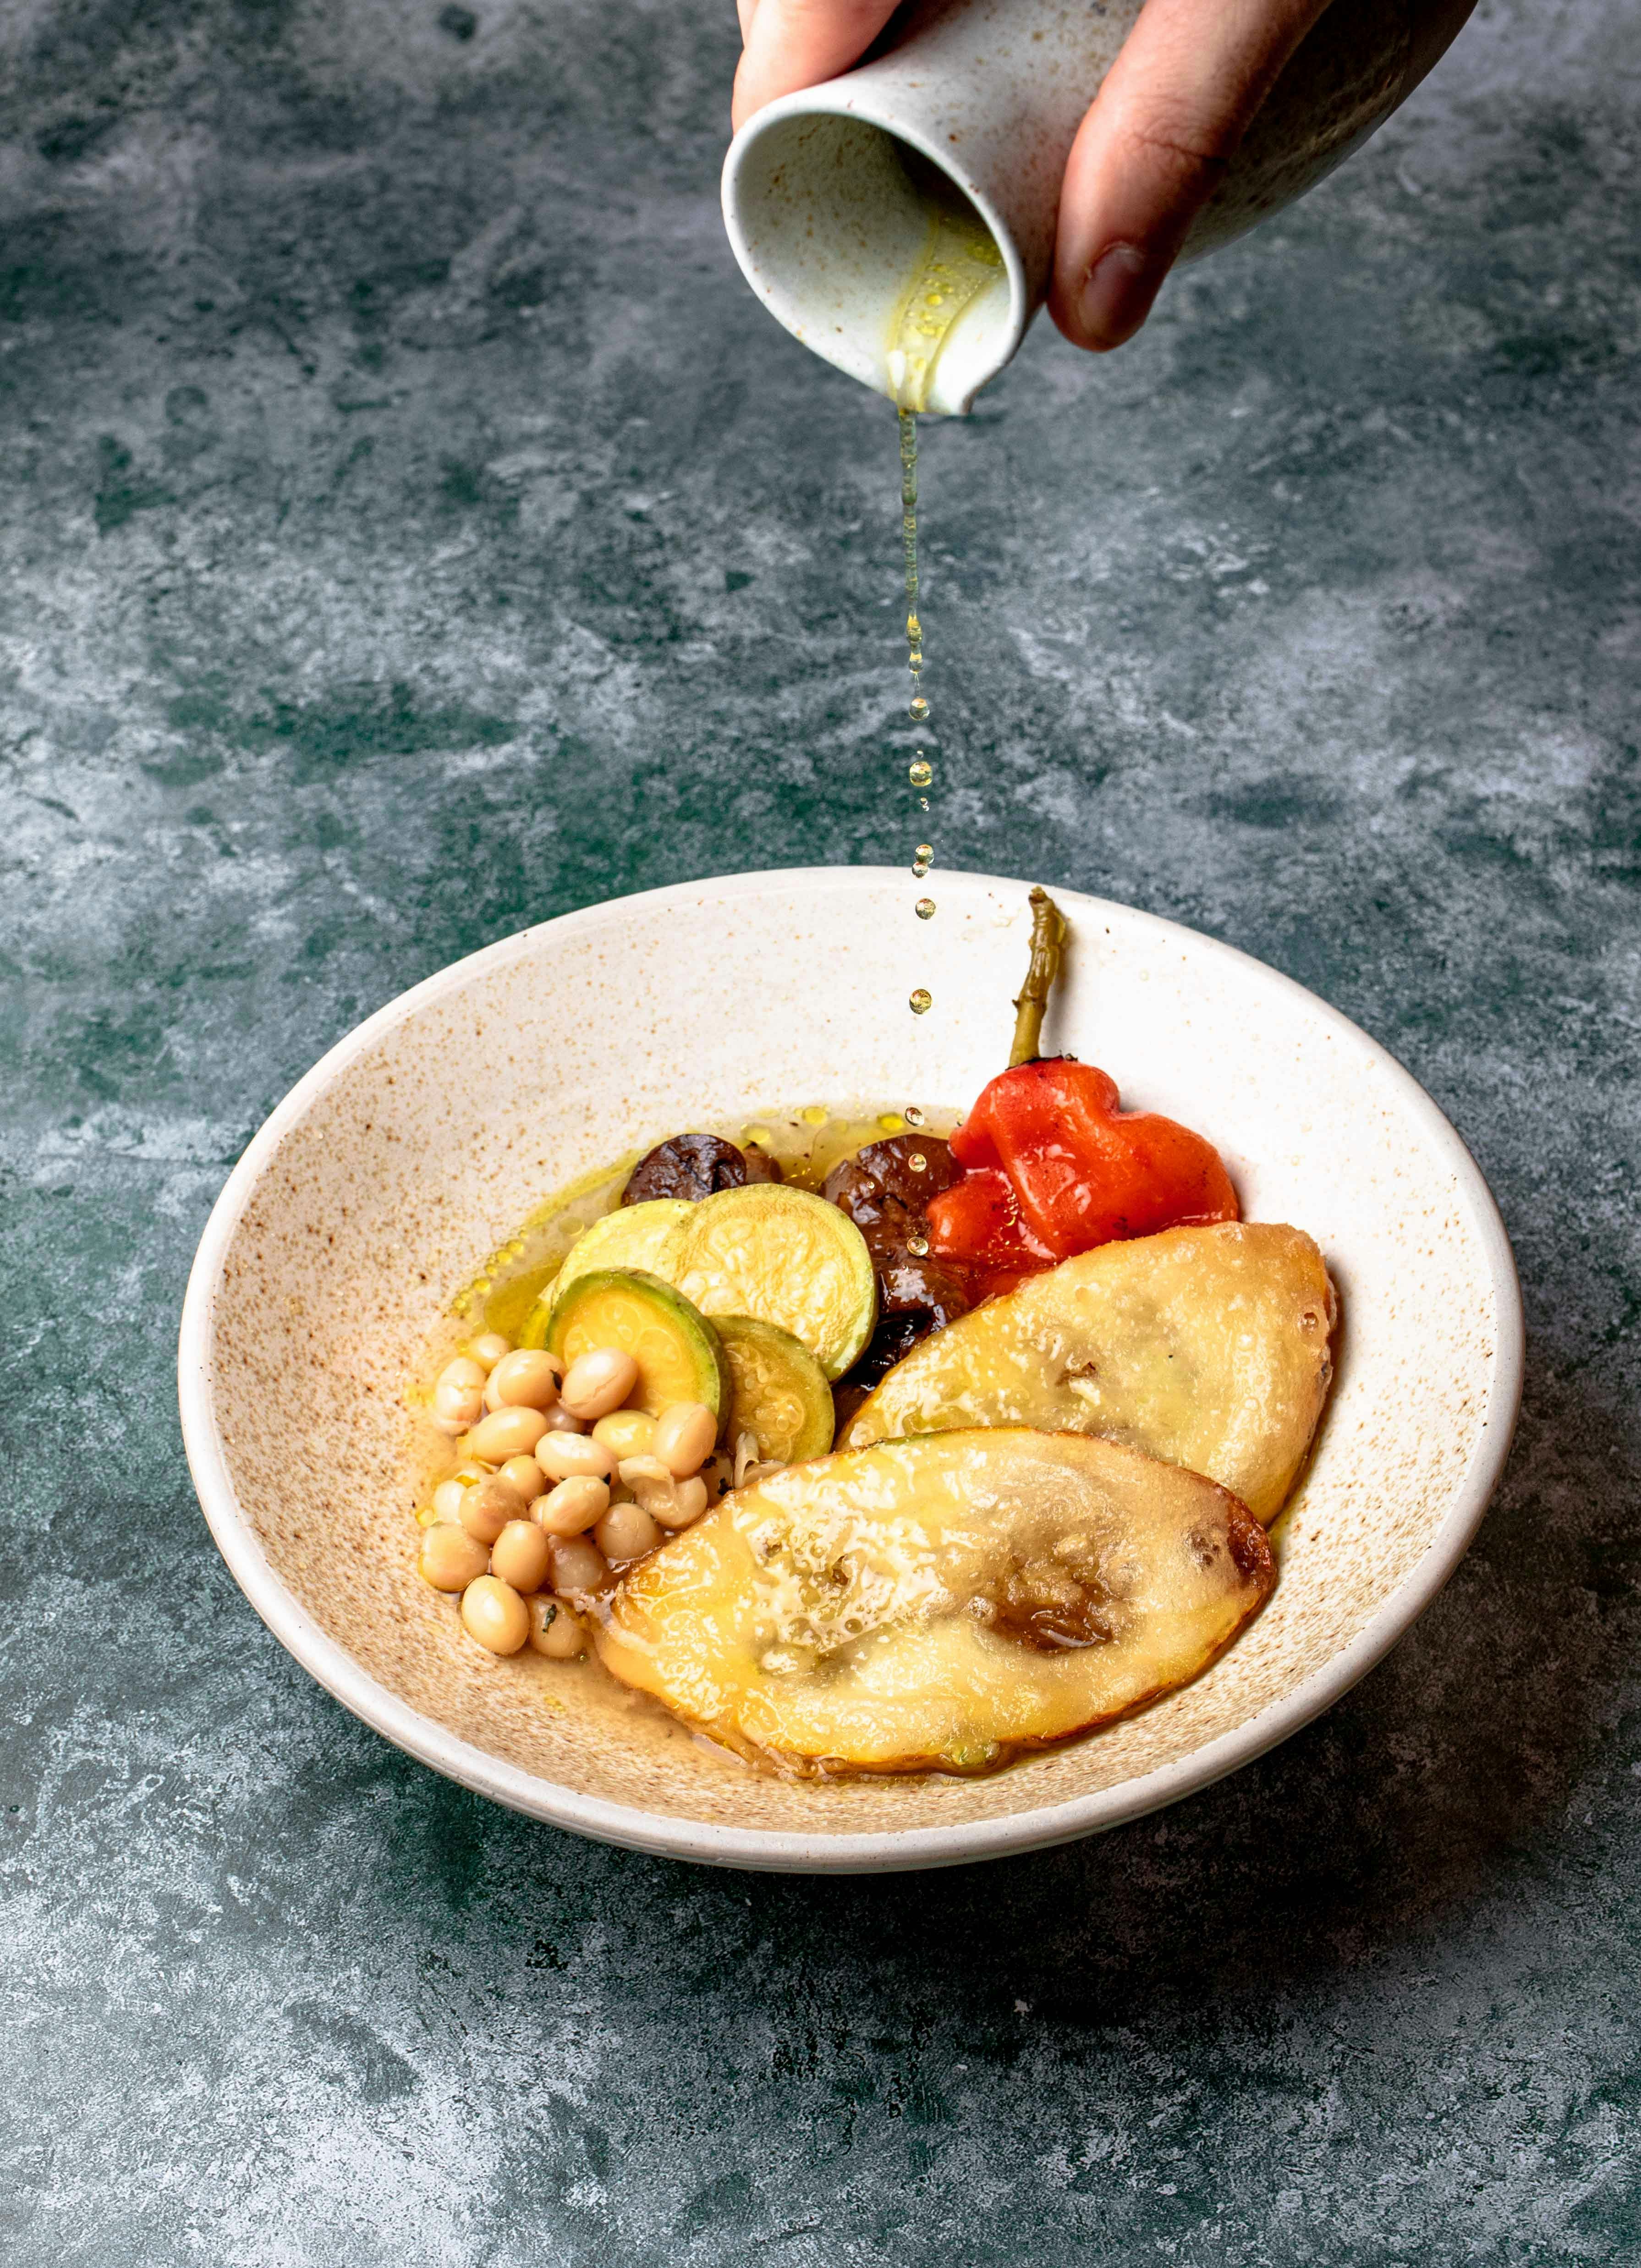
[596,1428,1273,1776]
[843,1222,1334,1526]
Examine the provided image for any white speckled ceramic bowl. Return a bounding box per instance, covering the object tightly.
[179,869,1521,1873]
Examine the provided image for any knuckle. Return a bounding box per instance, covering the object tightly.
[1120,104,1239,181]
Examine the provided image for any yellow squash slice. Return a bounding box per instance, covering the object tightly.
[674,1185,876,1380]
[842,1222,1334,1526]
[714,1314,836,1464]
[529,1186,876,1381]
[597,1428,1273,1776]
[518,1199,693,1348]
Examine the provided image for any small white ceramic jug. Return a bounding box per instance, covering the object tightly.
[722,0,1472,414]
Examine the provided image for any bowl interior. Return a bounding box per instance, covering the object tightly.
[182,870,1519,1868]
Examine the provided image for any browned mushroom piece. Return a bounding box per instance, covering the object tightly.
[825,1136,974,1390]
[622,1133,755,1205]
[822,1135,962,1261]
[878,1250,971,1330]
[840,1318,928,1394]
[841,1250,973,1390]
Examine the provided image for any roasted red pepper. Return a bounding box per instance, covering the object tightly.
[927,1058,1238,1287]
[919,1162,1057,1297]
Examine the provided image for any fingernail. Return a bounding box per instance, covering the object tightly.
[1078,243,1155,348]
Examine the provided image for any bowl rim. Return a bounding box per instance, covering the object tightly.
[178,866,1524,1874]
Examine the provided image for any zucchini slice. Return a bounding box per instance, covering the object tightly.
[544,1268,730,1425]
[843,1221,1334,1526]
[597,1428,1273,1776]
[675,1185,876,1381]
[518,1199,693,1349]
[713,1315,835,1466]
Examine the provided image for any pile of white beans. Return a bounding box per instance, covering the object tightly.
[417,1331,719,1660]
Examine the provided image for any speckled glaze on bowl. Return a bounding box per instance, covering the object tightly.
[179,869,1522,1873]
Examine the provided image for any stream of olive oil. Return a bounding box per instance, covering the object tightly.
[885,189,1004,1020]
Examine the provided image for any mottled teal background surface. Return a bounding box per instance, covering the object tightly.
[3,0,1638,2260]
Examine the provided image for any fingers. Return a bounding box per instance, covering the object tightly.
[1049,0,1330,352]
[732,0,902,131]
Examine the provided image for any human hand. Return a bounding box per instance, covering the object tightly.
[731,0,1465,354]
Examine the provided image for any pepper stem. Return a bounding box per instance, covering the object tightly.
[1008,886,1068,1066]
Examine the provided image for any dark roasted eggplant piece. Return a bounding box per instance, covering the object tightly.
[826,1137,972,1391]
[822,1135,961,1260]
[838,1249,972,1390]
[843,1315,927,1394]
[622,1133,780,1205]
[878,1249,970,1329]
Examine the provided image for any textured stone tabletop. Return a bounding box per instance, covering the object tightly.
[3,1,1637,2260]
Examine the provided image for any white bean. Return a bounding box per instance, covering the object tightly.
[594,1502,662,1563]
[483,1350,564,1414]
[649,1474,709,1531]
[431,1477,471,1523]
[559,1347,640,1421]
[527,1597,586,1659]
[549,1536,610,1598]
[652,1401,717,1478]
[419,1524,489,1591]
[463,1406,550,1464]
[592,1409,657,1461]
[498,1454,546,1503]
[490,1519,551,1593]
[466,1332,513,1373]
[431,1364,486,1435]
[537,1404,588,1437]
[459,1474,527,1545]
[532,1477,610,1537]
[461,1575,529,1654]
[536,1433,615,1483]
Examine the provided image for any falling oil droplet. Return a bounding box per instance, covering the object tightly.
[907,1152,928,1173]
[915,843,933,863]
[909,988,932,1016]
[915,897,935,920]
[906,1233,931,1256]
[909,758,933,788]
[908,695,929,722]
[904,1104,925,1126]
[916,796,930,812]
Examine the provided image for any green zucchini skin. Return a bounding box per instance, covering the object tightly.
[545,1267,731,1428]
[713,1314,836,1464]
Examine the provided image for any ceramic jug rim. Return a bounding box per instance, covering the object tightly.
[722,87,1031,414]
